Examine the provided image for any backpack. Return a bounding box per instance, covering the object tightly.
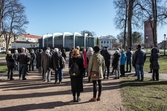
[69,59,80,76]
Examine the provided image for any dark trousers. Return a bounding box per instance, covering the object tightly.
[19,64,27,79]
[152,69,159,80]
[126,60,132,72]
[103,65,110,78]
[92,80,102,98]
[120,65,125,76]
[29,61,34,71]
[83,68,86,77]
[7,66,14,79]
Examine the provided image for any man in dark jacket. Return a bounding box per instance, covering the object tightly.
[52,48,63,84]
[133,44,146,81]
[18,47,29,80]
[126,47,133,72]
[29,49,36,71]
[102,46,112,79]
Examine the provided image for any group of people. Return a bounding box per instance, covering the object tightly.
[5,44,160,102]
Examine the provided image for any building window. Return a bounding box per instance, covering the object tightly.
[101,41,103,43]
[107,41,109,43]
[104,41,106,43]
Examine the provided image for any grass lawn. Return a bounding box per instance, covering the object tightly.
[0,64,7,73]
[120,76,167,111]
[143,56,167,73]
[0,54,6,57]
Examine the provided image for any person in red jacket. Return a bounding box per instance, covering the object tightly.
[82,48,87,77]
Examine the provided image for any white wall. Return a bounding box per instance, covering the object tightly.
[11,42,39,49]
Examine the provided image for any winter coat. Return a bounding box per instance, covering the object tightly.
[120,52,127,65]
[150,47,160,69]
[133,48,146,65]
[6,54,15,69]
[82,51,87,69]
[18,52,29,64]
[30,52,36,64]
[112,53,120,70]
[102,49,111,66]
[88,52,105,80]
[69,56,84,92]
[36,52,42,68]
[52,52,63,70]
[13,53,19,65]
[62,51,66,60]
[126,50,133,61]
[41,53,52,74]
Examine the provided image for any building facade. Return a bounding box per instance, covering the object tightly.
[99,35,117,49]
[11,34,42,49]
[39,32,96,49]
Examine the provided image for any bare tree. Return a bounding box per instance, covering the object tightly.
[113,0,128,49]
[0,0,29,50]
[81,30,96,36]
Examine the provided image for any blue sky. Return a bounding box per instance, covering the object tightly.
[20,0,167,43]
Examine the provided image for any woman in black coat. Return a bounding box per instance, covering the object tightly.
[69,48,84,102]
[112,50,120,79]
[150,47,160,81]
[6,50,15,80]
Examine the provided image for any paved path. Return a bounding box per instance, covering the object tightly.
[0,68,125,111]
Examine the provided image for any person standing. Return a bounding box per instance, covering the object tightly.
[41,49,46,80]
[6,50,15,80]
[44,49,52,82]
[62,49,67,61]
[82,48,87,77]
[133,44,146,81]
[52,48,63,84]
[18,47,29,80]
[126,47,133,72]
[86,47,94,82]
[29,49,36,71]
[120,49,127,77]
[112,50,120,79]
[150,47,160,81]
[69,48,84,102]
[101,46,111,79]
[88,46,105,101]
[13,49,19,71]
[36,49,42,73]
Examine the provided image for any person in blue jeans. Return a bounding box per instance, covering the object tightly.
[52,48,64,84]
[133,44,146,81]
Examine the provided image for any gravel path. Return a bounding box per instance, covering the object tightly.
[0,68,125,111]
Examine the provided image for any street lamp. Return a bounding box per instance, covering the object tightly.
[164,34,166,55]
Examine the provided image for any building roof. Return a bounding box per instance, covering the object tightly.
[23,34,42,39]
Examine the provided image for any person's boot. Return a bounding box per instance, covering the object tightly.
[148,70,152,73]
[77,96,81,102]
[73,96,76,102]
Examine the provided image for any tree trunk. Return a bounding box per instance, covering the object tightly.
[123,0,128,49]
[152,0,157,47]
[0,0,5,31]
[127,0,134,48]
